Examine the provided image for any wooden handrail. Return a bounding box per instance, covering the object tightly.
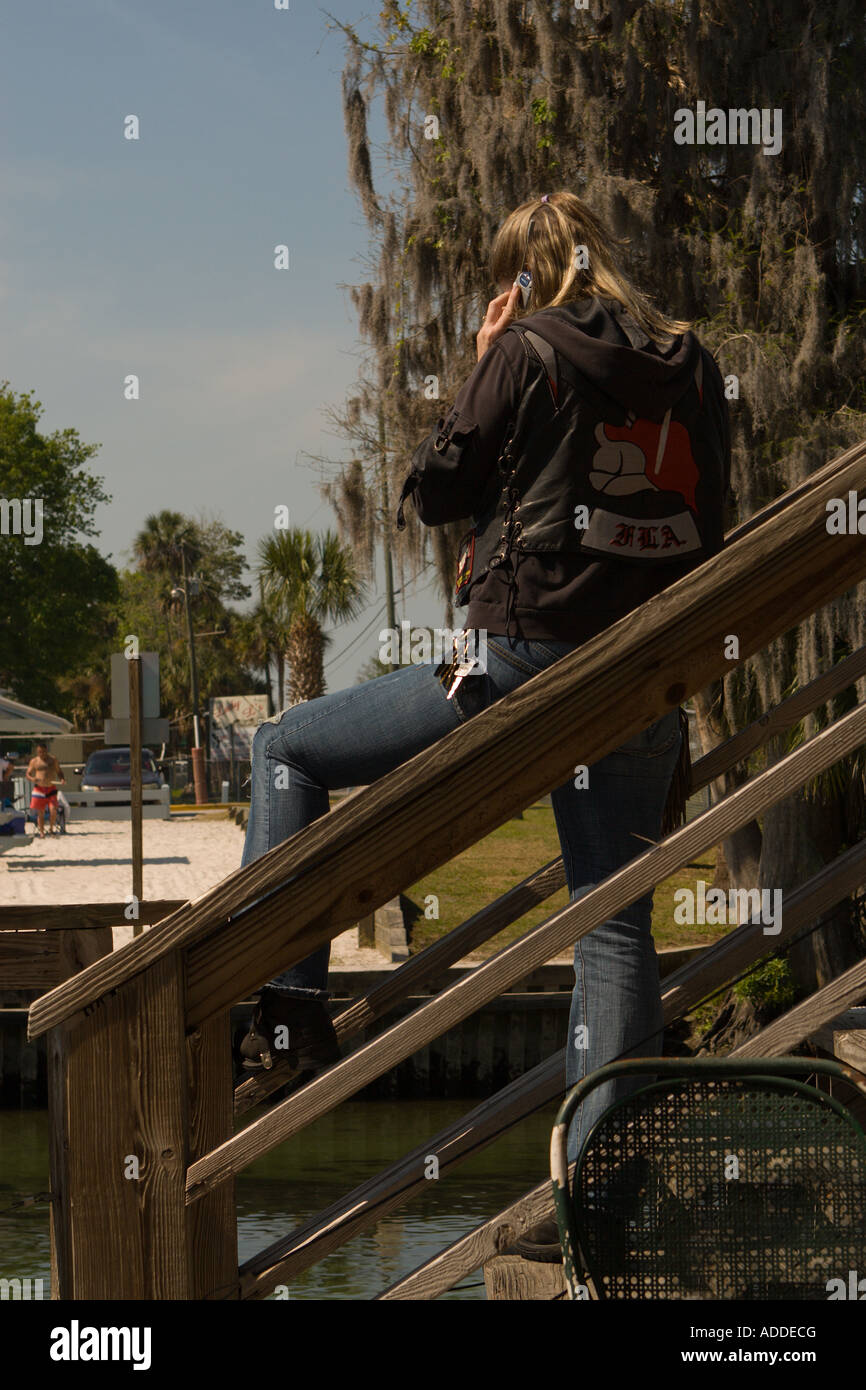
[379,951,866,1300]
[237,837,866,1297]
[689,641,866,793]
[185,702,866,1201]
[0,902,185,931]
[235,639,866,1112]
[28,437,866,1039]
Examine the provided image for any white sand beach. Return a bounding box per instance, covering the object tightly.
[0,812,389,965]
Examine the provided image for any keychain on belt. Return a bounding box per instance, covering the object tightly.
[435,629,480,701]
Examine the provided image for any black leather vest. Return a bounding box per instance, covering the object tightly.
[467,322,726,601]
[396,316,728,610]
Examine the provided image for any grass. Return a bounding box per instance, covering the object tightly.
[404,803,730,961]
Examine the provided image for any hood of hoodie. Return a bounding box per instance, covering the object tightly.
[519,295,701,424]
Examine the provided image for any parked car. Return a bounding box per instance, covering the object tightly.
[76,747,165,791]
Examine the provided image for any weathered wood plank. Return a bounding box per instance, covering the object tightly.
[186,703,866,1202]
[28,437,866,1037]
[0,921,123,988]
[185,1013,239,1299]
[49,926,114,1298]
[47,1022,70,1299]
[0,901,184,931]
[812,1008,866,1072]
[383,1176,568,1302]
[483,1254,569,1300]
[50,953,192,1298]
[238,842,865,1299]
[0,933,60,988]
[57,926,115,979]
[688,643,866,793]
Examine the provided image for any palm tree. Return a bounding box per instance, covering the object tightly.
[133,510,206,741]
[257,529,366,704]
[133,510,200,587]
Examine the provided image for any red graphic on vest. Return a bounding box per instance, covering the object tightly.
[590,416,698,510]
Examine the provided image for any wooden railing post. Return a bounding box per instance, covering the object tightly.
[185,1011,238,1299]
[48,924,114,1298]
[49,949,237,1298]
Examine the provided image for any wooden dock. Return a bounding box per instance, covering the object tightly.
[4,438,866,1298]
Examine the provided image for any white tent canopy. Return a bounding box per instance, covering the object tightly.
[0,694,73,737]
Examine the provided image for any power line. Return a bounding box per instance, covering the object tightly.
[323,601,388,671]
[394,557,435,596]
[321,560,438,674]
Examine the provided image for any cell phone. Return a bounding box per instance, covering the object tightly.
[514,269,532,308]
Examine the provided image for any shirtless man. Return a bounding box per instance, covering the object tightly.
[26,741,65,836]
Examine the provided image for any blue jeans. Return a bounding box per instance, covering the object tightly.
[241,633,681,1159]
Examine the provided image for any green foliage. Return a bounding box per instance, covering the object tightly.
[133,509,250,607]
[257,528,365,628]
[0,382,119,712]
[115,512,263,731]
[733,957,797,1013]
[531,96,556,151]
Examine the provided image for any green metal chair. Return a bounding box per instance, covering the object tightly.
[550,1057,866,1300]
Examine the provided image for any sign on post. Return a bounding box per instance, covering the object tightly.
[129,657,143,929]
[111,653,160,717]
[107,651,165,937]
[107,652,168,746]
[209,695,269,760]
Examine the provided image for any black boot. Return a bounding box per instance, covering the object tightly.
[239,988,340,1074]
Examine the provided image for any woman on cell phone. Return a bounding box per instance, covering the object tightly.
[239,191,730,1198]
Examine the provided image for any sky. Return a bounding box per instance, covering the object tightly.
[0,0,444,689]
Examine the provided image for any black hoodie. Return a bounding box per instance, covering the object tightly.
[402,295,730,644]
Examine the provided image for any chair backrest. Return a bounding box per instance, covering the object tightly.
[572,1072,866,1300]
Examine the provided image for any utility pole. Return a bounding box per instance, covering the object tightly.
[378,406,397,669]
[180,544,207,804]
[128,654,144,935]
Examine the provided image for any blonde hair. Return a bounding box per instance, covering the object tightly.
[490,191,690,344]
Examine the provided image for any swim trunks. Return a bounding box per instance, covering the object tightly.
[30,785,59,810]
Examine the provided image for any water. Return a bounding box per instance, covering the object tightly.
[0,1100,560,1300]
